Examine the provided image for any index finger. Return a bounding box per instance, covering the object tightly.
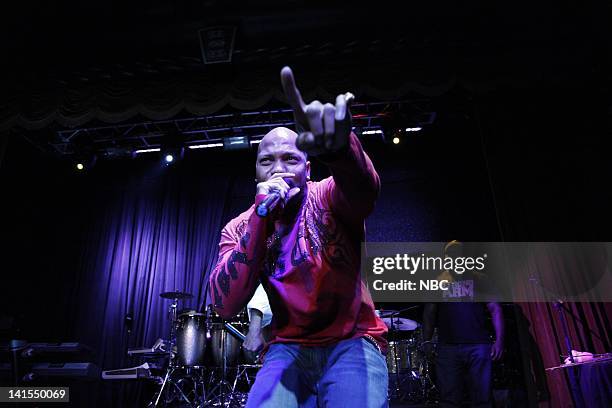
[269,172,296,179]
[280,66,306,114]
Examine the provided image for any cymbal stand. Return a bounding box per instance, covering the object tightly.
[416,338,437,402]
[168,296,179,348]
[387,316,405,400]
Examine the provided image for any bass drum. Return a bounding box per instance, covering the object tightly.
[175,311,207,367]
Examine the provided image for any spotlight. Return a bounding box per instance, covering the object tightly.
[392,137,400,144]
[73,153,97,172]
[160,131,185,166]
[162,149,182,166]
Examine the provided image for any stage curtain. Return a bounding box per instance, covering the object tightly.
[67,163,231,406]
[474,91,611,407]
[518,302,611,407]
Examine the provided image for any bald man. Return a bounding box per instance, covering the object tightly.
[209,67,388,407]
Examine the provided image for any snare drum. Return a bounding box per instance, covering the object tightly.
[175,311,207,367]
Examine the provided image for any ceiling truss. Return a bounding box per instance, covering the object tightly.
[37,99,434,157]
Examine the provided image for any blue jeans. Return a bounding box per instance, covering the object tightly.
[245,337,389,408]
[436,343,492,408]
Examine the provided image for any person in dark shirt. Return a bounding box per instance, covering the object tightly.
[423,302,504,407]
[422,242,504,407]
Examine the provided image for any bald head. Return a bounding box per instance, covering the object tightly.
[257,127,306,160]
[255,127,310,187]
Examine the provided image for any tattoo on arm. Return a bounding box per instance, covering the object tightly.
[228,250,249,279]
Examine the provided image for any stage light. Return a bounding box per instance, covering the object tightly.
[160,131,185,165]
[100,146,136,159]
[134,148,161,154]
[355,127,385,146]
[73,153,97,172]
[405,127,422,132]
[223,136,250,151]
[392,137,400,144]
[161,147,183,166]
[188,143,223,149]
[362,129,383,135]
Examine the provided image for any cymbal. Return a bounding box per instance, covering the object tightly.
[382,317,419,331]
[376,309,399,318]
[160,291,193,300]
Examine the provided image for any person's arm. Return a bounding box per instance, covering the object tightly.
[243,308,266,359]
[279,66,380,228]
[208,207,270,319]
[247,284,273,327]
[244,284,272,359]
[487,302,504,360]
[318,133,381,226]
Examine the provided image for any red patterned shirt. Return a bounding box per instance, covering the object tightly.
[209,133,387,352]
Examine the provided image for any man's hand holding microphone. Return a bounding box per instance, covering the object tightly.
[255,172,301,217]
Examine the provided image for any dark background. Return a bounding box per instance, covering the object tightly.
[0,0,610,406]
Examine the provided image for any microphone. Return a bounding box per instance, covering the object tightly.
[256,191,282,217]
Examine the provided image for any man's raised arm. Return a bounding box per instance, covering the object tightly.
[319,132,380,224]
[280,66,380,226]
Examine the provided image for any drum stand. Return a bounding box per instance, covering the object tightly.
[231,364,257,393]
[201,329,239,407]
[148,295,208,408]
[387,316,406,401]
[150,366,205,407]
[417,356,437,402]
[386,314,433,403]
[226,364,258,407]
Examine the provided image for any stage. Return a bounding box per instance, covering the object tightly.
[1,1,610,407]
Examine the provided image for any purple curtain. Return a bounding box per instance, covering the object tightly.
[68,162,232,406]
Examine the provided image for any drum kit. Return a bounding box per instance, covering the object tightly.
[378,308,437,403]
[137,291,258,408]
[130,292,435,407]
